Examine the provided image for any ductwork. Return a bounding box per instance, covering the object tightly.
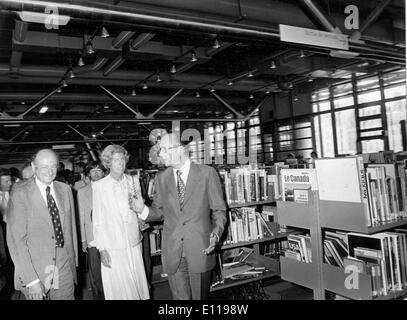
[0,0,404,63]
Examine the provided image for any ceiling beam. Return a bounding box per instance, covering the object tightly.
[148,88,184,117]
[209,91,245,118]
[99,85,145,118]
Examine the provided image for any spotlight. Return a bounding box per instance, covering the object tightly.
[294,95,299,101]
[248,69,254,77]
[213,38,221,49]
[299,50,305,58]
[77,57,85,67]
[156,74,162,82]
[265,88,270,94]
[68,68,75,79]
[270,60,276,69]
[131,88,136,96]
[209,86,215,92]
[61,79,68,87]
[227,78,233,86]
[100,26,109,38]
[142,82,148,89]
[191,51,198,63]
[85,41,95,55]
[195,91,200,98]
[39,104,48,114]
[170,64,176,74]
[57,87,62,93]
[104,104,109,109]
[249,93,254,99]
[288,82,293,89]
[308,76,313,82]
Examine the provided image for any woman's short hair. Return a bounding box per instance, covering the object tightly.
[100,145,129,168]
[85,160,106,175]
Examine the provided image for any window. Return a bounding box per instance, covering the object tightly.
[319,113,335,157]
[362,139,384,153]
[357,90,381,104]
[358,105,381,117]
[333,95,354,109]
[335,109,357,155]
[384,84,406,99]
[386,99,407,152]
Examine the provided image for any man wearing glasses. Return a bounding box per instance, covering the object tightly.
[134,133,227,300]
[77,161,106,300]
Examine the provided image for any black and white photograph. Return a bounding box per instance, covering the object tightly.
[0,0,406,310]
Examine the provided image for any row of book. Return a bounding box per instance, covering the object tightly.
[278,157,407,227]
[224,206,275,244]
[316,157,407,227]
[322,229,407,298]
[284,234,312,263]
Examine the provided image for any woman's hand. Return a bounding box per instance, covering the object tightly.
[100,250,112,268]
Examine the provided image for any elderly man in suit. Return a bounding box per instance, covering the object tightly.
[77,160,105,300]
[134,132,227,300]
[6,149,78,300]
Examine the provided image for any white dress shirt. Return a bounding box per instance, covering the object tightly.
[140,159,191,220]
[0,190,9,223]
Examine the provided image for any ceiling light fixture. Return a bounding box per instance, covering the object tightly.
[294,95,299,101]
[100,26,110,38]
[68,68,75,79]
[170,64,176,74]
[270,60,276,69]
[308,76,313,82]
[227,78,233,86]
[142,82,148,89]
[39,104,48,114]
[213,38,221,49]
[61,79,68,87]
[209,86,215,92]
[131,88,136,96]
[104,104,109,109]
[77,57,85,67]
[195,91,200,98]
[249,93,254,99]
[288,82,294,89]
[156,74,162,82]
[85,41,95,55]
[56,87,62,93]
[248,69,254,77]
[299,50,305,58]
[191,51,198,63]
[265,88,270,94]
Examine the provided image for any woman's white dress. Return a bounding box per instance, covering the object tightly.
[92,174,149,300]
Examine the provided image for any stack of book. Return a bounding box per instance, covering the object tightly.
[225,207,274,244]
[280,168,318,203]
[315,156,407,227]
[284,234,312,263]
[323,231,349,268]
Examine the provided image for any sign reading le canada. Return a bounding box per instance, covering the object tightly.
[279,24,349,51]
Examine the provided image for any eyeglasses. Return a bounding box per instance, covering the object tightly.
[157,145,180,156]
[90,169,103,174]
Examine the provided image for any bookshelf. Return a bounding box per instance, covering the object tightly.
[276,190,407,300]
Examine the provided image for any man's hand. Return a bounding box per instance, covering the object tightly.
[100,250,112,268]
[81,242,88,253]
[132,195,145,215]
[28,281,45,300]
[203,233,218,255]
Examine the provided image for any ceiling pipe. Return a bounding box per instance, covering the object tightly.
[18,85,62,118]
[74,57,109,75]
[297,0,342,34]
[0,118,246,124]
[103,31,136,76]
[10,20,28,72]
[99,85,145,118]
[0,138,148,146]
[66,124,97,160]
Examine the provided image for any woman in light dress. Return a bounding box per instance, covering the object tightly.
[92,145,149,300]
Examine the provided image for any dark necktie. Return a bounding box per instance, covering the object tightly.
[46,186,64,248]
[176,170,186,206]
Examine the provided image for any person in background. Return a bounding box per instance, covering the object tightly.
[21,162,34,181]
[0,221,6,298]
[8,168,20,186]
[311,151,318,160]
[77,161,106,300]
[92,145,149,300]
[0,169,12,224]
[74,162,88,191]
[133,133,227,300]
[6,149,78,300]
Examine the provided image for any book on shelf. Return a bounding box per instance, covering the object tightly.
[149,227,162,255]
[346,230,407,297]
[315,156,407,227]
[225,207,274,244]
[280,168,318,203]
[284,234,312,263]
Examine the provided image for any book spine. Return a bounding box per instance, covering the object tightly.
[357,156,371,227]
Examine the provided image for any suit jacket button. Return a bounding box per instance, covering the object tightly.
[52,258,56,261]
[51,236,54,239]
[182,222,186,226]
[181,238,184,241]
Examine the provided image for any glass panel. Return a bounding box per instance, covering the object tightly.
[358,105,381,117]
[318,101,331,112]
[357,90,381,104]
[313,116,322,159]
[332,82,353,97]
[313,88,330,101]
[361,130,382,137]
[386,99,407,153]
[362,139,384,153]
[312,103,319,113]
[382,68,406,86]
[384,84,406,99]
[360,119,382,130]
[333,95,354,109]
[278,125,292,132]
[357,76,379,91]
[320,113,335,157]
[335,109,357,155]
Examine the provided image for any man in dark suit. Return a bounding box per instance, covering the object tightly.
[77,161,105,300]
[135,133,227,300]
[6,149,78,300]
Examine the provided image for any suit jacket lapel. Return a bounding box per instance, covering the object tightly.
[183,164,199,206]
[165,168,181,213]
[53,182,66,229]
[28,180,53,228]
